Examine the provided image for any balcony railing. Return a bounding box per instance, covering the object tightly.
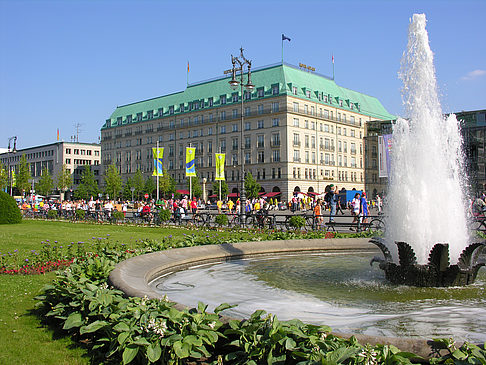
[293,141,301,147]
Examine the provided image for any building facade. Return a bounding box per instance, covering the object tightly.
[455,109,486,193]
[101,62,395,201]
[363,119,394,198]
[0,141,101,194]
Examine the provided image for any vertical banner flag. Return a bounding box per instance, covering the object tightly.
[11,169,16,187]
[186,147,196,177]
[378,134,393,178]
[215,153,225,181]
[152,147,164,176]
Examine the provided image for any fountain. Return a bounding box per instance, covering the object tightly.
[370,13,485,286]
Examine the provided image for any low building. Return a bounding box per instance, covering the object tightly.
[0,141,101,195]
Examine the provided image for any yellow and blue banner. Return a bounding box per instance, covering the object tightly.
[215,153,225,181]
[186,147,196,177]
[11,169,16,187]
[152,147,164,176]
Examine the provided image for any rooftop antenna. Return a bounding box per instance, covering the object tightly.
[73,122,82,142]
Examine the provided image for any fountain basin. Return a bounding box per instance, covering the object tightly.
[108,238,480,358]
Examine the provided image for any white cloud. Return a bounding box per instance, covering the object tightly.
[460,69,486,81]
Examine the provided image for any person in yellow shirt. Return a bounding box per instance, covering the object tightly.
[227,199,234,213]
[216,200,223,213]
[254,200,261,211]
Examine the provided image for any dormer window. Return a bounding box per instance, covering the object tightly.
[306,90,311,98]
[136,113,142,121]
[117,117,122,125]
[292,86,298,95]
[257,88,264,97]
[208,97,214,107]
[221,95,226,104]
[147,110,153,119]
[180,103,184,112]
[272,84,279,95]
[232,93,239,102]
[169,106,174,115]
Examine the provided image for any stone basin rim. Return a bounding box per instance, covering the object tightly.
[108,237,480,360]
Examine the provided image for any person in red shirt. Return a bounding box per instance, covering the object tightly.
[190,198,198,214]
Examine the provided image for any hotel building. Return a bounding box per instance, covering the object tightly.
[100,62,395,201]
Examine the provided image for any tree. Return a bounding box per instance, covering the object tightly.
[57,164,72,199]
[36,167,54,196]
[16,154,31,196]
[158,168,176,198]
[131,169,145,200]
[212,180,228,200]
[104,164,123,200]
[144,176,156,199]
[245,172,261,199]
[0,161,7,192]
[186,175,202,198]
[122,177,134,200]
[74,166,99,200]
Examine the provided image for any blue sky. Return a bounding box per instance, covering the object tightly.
[1,0,485,149]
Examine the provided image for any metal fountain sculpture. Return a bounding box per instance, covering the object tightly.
[370,238,485,287]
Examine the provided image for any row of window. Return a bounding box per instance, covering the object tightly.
[291,86,360,112]
[292,104,361,127]
[65,148,99,156]
[24,149,54,160]
[109,85,281,126]
[65,158,100,166]
[292,150,362,167]
[292,167,363,182]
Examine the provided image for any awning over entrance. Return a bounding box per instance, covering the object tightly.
[176,189,190,195]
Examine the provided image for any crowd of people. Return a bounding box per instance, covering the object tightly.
[17,189,384,225]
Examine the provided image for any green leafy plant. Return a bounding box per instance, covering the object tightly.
[158,209,172,222]
[113,211,125,222]
[0,191,22,224]
[288,216,305,230]
[47,209,58,219]
[75,209,86,220]
[214,214,228,227]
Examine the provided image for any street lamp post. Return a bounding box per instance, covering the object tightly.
[229,48,254,216]
[7,136,17,196]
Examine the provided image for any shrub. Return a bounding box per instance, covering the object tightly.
[47,210,58,219]
[75,209,86,220]
[215,214,228,226]
[0,191,22,224]
[158,209,172,222]
[112,211,125,221]
[288,215,305,229]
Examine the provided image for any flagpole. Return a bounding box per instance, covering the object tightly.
[187,61,189,87]
[281,38,284,63]
[156,140,159,203]
[332,54,335,80]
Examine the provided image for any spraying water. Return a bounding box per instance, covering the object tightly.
[386,14,468,264]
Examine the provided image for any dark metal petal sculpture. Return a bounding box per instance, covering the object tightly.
[370,239,485,287]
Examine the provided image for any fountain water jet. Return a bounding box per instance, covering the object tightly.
[371,14,485,286]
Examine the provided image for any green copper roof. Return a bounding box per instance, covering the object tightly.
[102,63,395,129]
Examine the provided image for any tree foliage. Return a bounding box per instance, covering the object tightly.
[74,166,99,200]
[186,175,202,198]
[144,176,156,199]
[36,167,54,196]
[158,168,176,198]
[57,164,72,193]
[104,164,122,200]
[16,154,31,195]
[0,161,8,192]
[212,180,228,200]
[131,170,145,200]
[244,172,261,199]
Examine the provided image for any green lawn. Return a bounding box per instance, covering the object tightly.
[0,220,239,364]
